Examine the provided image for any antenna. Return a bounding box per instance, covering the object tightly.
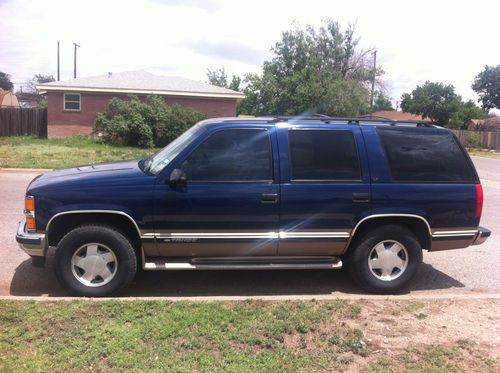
[73,42,80,79]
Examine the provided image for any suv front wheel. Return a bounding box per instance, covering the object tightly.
[54,225,137,297]
[348,225,423,294]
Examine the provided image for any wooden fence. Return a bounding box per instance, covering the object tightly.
[0,108,47,138]
[452,129,500,151]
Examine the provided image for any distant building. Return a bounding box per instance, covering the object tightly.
[0,90,20,107]
[370,110,431,122]
[37,71,245,137]
[467,117,500,131]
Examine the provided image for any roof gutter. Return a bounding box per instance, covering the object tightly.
[36,85,245,100]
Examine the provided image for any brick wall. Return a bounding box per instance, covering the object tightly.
[47,92,239,137]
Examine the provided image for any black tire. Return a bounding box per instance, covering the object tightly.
[347,225,422,294]
[55,225,137,297]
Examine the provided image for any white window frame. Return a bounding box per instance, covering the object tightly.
[63,93,81,111]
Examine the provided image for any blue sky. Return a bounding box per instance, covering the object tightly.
[1,0,499,108]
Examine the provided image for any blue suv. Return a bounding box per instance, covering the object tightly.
[16,116,491,296]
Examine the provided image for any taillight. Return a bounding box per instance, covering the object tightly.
[24,196,36,232]
[475,184,483,218]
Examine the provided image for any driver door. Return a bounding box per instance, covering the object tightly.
[152,127,280,257]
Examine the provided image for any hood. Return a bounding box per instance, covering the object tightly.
[27,159,150,193]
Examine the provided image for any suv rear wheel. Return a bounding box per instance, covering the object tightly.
[55,225,137,297]
[348,225,422,294]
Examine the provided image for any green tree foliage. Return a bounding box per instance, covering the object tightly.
[448,100,487,129]
[373,91,394,111]
[472,65,500,110]
[238,21,377,116]
[0,71,14,91]
[207,67,241,91]
[94,95,206,148]
[400,81,461,125]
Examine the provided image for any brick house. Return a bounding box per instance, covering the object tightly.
[37,71,245,137]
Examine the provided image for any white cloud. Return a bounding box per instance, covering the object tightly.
[1,0,499,107]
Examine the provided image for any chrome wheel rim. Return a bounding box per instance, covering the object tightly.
[368,240,408,281]
[71,243,117,287]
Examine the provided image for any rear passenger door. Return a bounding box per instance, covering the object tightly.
[277,125,371,255]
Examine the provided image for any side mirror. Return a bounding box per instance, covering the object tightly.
[168,168,187,188]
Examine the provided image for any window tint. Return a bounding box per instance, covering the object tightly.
[182,129,272,182]
[377,128,476,182]
[64,94,80,110]
[289,129,361,181]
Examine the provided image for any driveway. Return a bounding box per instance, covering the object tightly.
[0,156,498,298]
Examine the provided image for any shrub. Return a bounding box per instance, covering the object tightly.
[465,132,481,148]
[94,95,206,148]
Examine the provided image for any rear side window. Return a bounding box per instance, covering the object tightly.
[289,129,361,181]
[377,128,476,183]
[182,128,272,182]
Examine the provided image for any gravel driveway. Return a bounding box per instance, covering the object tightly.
[0,156,498,298]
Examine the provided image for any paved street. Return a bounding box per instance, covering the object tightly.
[0,156,498,298]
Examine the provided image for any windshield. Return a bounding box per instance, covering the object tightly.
[147,124,206,175]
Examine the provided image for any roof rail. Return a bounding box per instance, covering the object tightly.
[266,115,434,127]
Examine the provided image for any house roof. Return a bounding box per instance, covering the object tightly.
[37,71,245,100]
[371,110,431,122]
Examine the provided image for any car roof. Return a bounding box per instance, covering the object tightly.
[197,116,442,130]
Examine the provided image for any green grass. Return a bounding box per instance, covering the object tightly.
[0,300,497,373]
[0,136,158,169]
[468,148,500,158]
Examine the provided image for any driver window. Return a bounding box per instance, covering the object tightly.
[181,129,272,182]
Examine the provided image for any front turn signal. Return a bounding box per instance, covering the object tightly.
[26,216,36,231]
[25,196,35,212]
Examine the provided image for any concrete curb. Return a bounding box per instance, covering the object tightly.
[1,292,499,302]
[0,168,52,173]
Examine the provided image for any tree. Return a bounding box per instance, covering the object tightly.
[472,65,500,110]
[400,81,461,125]
[373,91,394,111]
[0,72,14,91]
[448,100,487,129]
[207,67,241,91]
[24,74,55,93]
[238,21,377,116]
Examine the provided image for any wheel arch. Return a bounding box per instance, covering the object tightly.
[344,214,432,254]
[46,211,143,261]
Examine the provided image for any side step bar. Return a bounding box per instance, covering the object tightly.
[144,256,343,271]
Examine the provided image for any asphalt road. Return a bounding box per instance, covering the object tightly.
[0,156,498,298]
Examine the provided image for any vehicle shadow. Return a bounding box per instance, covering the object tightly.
[9,256,465,297]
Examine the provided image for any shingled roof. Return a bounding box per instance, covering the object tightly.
[37,70,245,99]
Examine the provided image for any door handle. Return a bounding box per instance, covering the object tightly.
[261,193,278,203]
[352,193,370,203]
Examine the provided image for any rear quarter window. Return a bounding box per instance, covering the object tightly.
[377,127,477,183]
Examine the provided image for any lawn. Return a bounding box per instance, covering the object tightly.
[0,299,497,372]
[0,136,158,169]
[468,148,500,159]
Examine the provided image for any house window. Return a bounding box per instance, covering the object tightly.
[64,93,81,111]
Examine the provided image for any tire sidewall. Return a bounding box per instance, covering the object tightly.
[349,225,423,294]
[55,226,136,297]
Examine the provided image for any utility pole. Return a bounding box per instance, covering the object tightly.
[73,42,80,79]
[57,41,60,81]
[370,50,377,113]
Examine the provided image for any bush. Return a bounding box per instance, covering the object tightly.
[94,95,206,148]
[465,132,481,148]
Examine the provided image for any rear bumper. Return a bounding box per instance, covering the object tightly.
[472,226,491,246]
[15,219,47,257]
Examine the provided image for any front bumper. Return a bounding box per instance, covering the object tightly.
[15,218,47,257]
[472,226,491,246]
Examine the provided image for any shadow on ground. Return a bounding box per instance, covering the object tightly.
[9,254,465,297]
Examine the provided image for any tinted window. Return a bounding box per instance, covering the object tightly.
[182,129,272,181]
[289,129,361,181]
[377,128,476,182]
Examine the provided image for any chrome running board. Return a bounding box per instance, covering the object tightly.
[143,256,343,271]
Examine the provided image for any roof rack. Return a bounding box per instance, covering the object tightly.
[266,115,434,127]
